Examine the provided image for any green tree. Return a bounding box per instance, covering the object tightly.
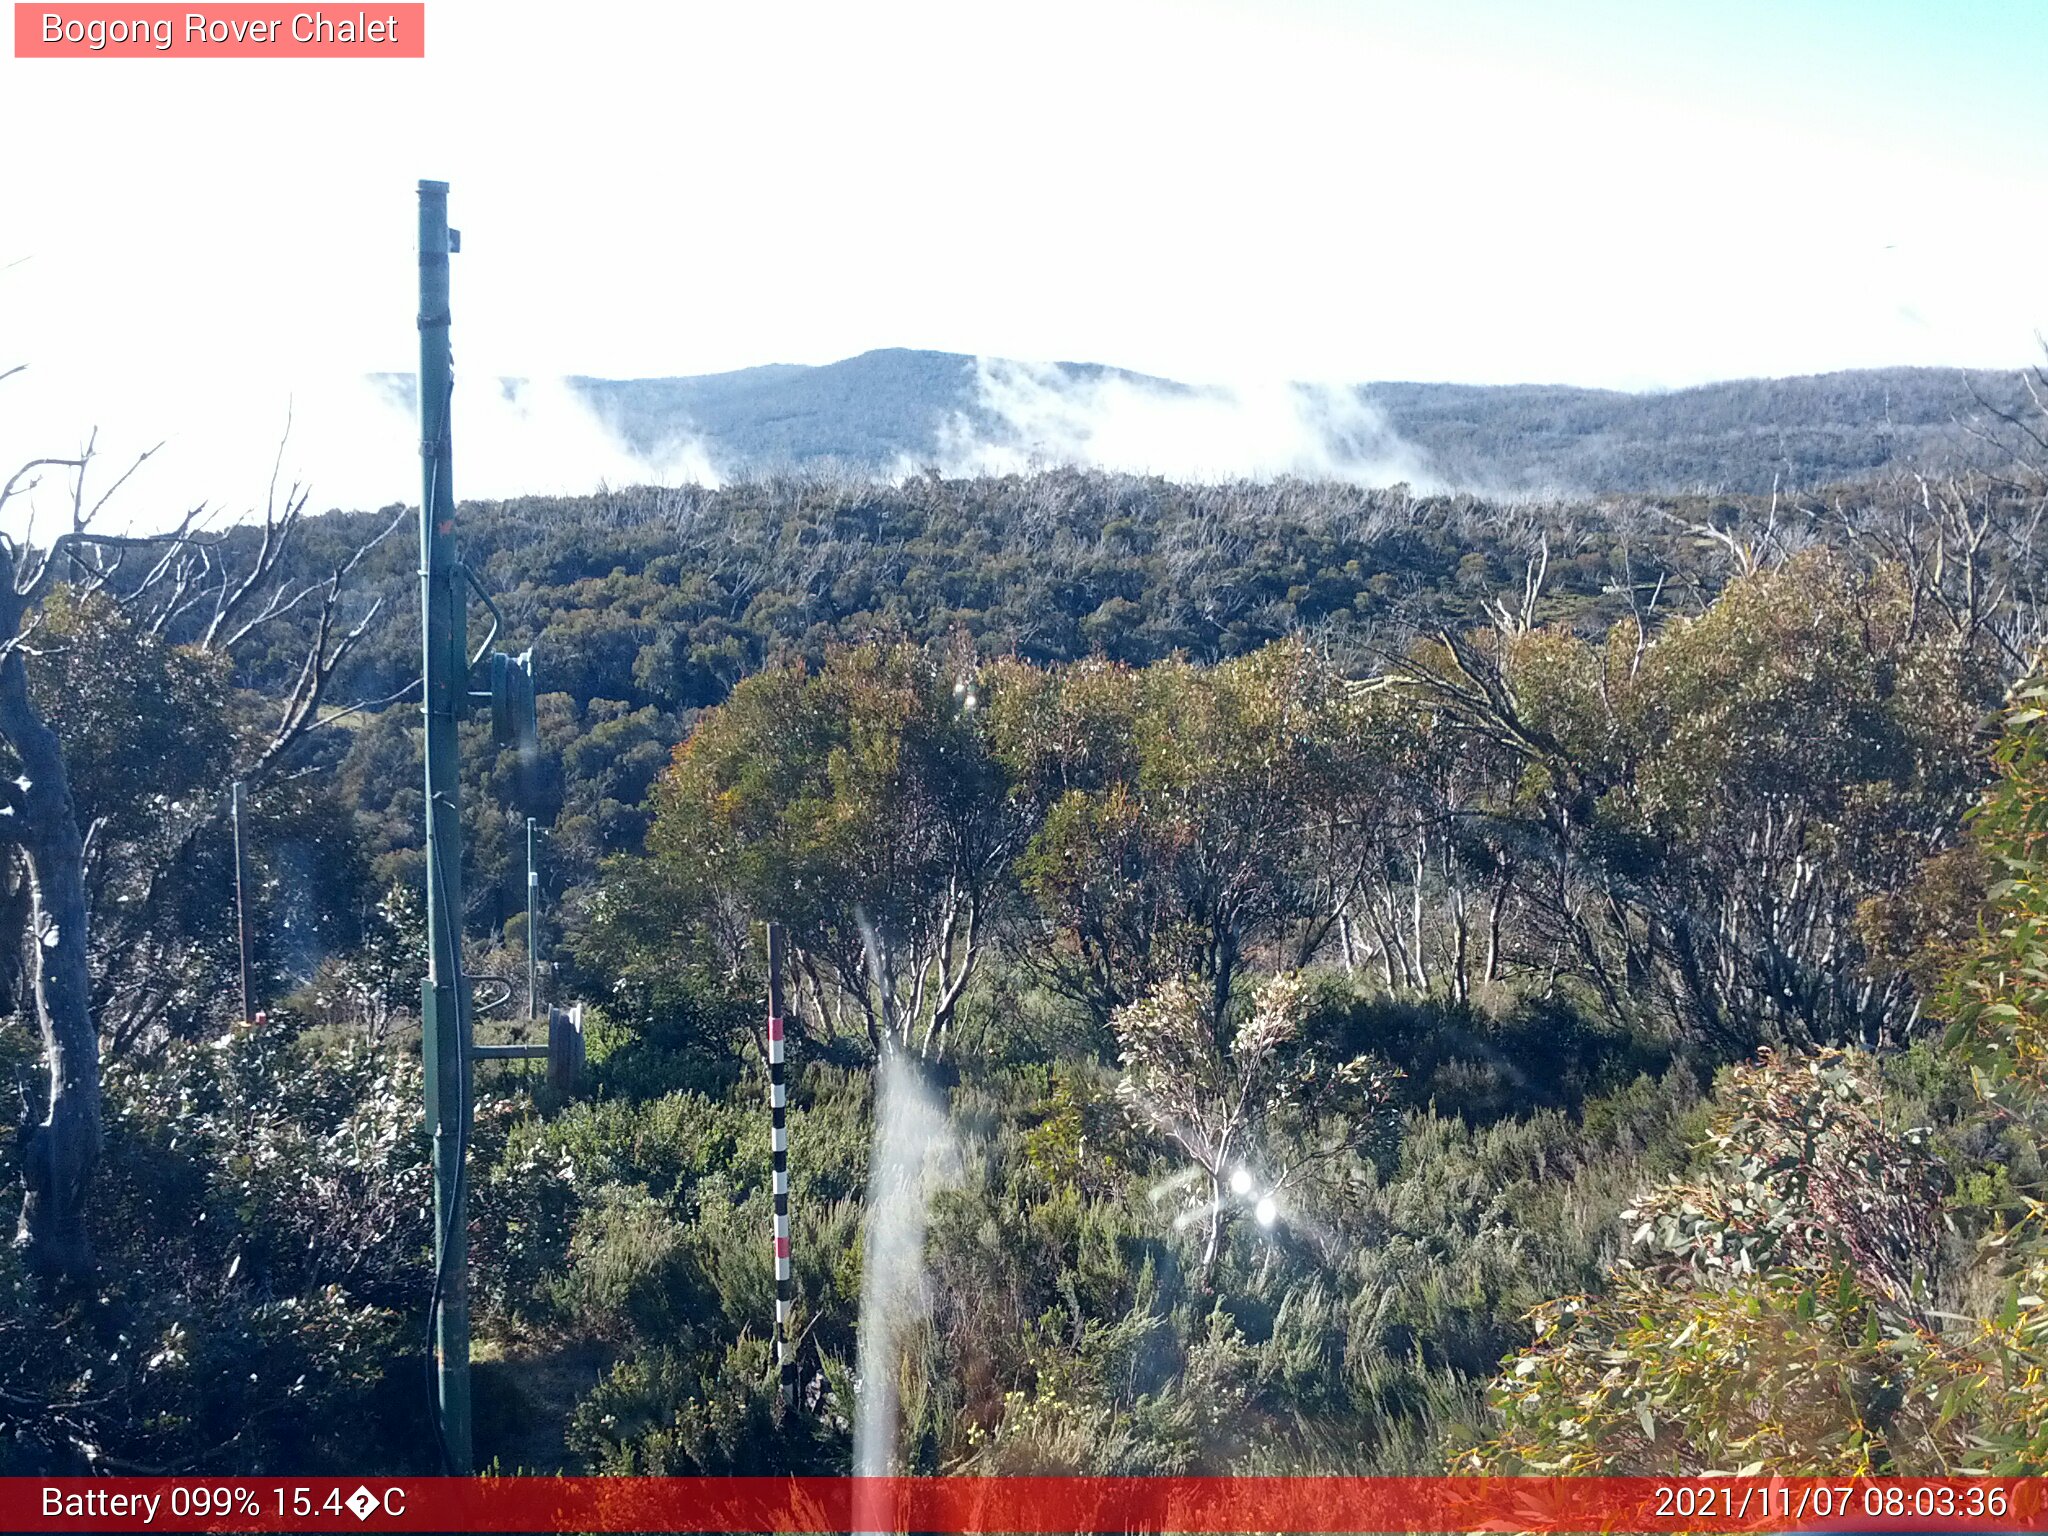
[1406,551,1995,1052]
[647,639,1026,1054]
[1942,672,2048,1094]
[994,639,1391,1023]
[0,438,394,1278]
[1468,676,2048,1476]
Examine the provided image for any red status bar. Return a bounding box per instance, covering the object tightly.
[5,1475,2045,1533]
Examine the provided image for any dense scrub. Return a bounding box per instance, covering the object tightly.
[1470,683,2048,1473]
[4,461,2048,1473]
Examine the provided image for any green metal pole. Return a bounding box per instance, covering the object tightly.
[417,178,472,1474]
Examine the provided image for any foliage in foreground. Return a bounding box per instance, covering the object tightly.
[7,463,2048,1473]
[1470,684,2048,1474]
[1,1021,430,1472]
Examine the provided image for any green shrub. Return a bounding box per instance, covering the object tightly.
[568,1336,850,1475]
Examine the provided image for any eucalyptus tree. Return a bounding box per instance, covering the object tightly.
[648,637,1027,1056]
[1397,550,1998,1052]
[989,638,1393,1024]
[0,429,399,1279]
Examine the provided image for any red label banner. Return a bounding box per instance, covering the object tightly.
[13,4,424,57]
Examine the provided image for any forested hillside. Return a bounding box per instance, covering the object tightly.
[562,349,2031,494]
[8,450,2048,1475]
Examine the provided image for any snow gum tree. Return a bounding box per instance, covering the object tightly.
[0,425,397,1281]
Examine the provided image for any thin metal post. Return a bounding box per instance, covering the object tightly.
[417,177,472,1474]
[526,816,538,1020]
[766,921,794,1407]
[230,781,253,1024]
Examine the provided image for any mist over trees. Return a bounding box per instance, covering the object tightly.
[567,349,2035,494]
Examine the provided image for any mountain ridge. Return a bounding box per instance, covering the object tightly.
[399,348,2035,496]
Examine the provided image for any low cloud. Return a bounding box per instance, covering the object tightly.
[8,349,1459,540]
[923,356,1444,489]
[372,374,722,503]
[4,365,717,538]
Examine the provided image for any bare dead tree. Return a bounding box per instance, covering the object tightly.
[0,410,403,1278]
[0,438,178,1280]
[0,560,94,1276]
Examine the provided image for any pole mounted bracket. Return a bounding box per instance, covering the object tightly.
[489,648,538,752]
[470,1004,583,1094]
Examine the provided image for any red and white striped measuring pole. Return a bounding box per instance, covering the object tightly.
[766,921,795,1406]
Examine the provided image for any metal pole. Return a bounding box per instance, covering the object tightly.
[417,178,472,1474]
[767,921,794,1407]
[230,781,253,1025]
[526,816,538,1021]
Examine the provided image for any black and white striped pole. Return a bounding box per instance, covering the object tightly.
[766,921,795,1407]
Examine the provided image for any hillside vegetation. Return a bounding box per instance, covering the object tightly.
[7,457,2048,1475]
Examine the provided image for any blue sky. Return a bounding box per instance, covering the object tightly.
[3,0,2045,512]
[1378,0,2048,183]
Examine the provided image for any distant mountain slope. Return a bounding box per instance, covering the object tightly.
[572,351,978,468]
[1363,370,2012,493]
[567,349,2030,494]
[573,350,1193,473]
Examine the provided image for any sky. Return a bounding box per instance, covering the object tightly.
[4,0,2047,521]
